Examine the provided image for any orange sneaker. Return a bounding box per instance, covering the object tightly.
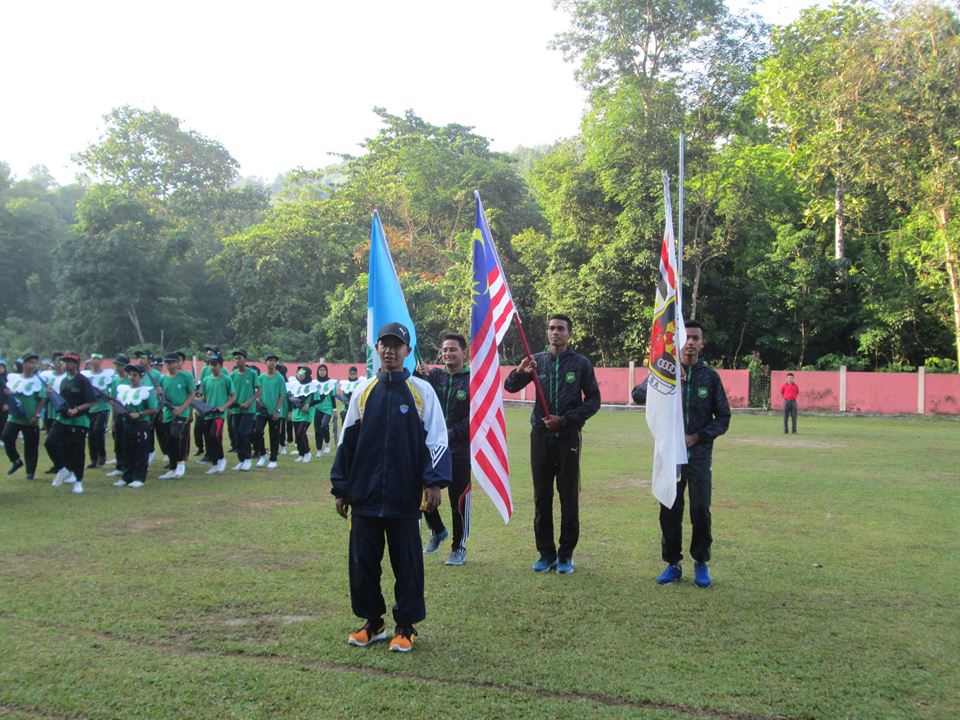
[348,620,387,647]
[388,625,417,653]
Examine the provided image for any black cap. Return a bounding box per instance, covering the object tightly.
[205,345,221,353]
[377,322,411,346]
[209,354,224,365]
[125,364,144,375]
[151,358,164,367]
[22,352,39,362]
[115,354,131,365]
[232,349,247,358]
[163,352,179,363]
[265,353,279,361]
[134,350,151,359]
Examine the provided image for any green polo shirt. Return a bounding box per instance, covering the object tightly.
[257,373,286,416]
[160,370,195,422]
[229,368,258,415]
[200,374,234,420]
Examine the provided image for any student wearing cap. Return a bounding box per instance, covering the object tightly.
[105,357,131,477]
[47,353,98,494]
[229,350,260,472]
[135,351,164,463]
[332,322,451,653]
[0,358,8,442]
[312,364,337,457]
[158,352,196,480]
[193,346,220,462]
[2,352,46,479]
[113,364,159,488]
[82,353,114,468]
[39,352,67,442]
[199,355,235,474]
[289,366,315,462]
[254,354,286,469]
[276,363,292,455]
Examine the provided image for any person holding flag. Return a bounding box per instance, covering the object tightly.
[504,314,601,575]
[2,352,46,479]
[416,332,471,566]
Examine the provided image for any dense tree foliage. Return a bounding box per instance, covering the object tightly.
[1,1,957,373]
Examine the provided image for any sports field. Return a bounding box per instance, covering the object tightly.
[1,410,958,719]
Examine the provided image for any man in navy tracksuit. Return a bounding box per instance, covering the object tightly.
[331,322,451,653]
[416,332,471,566]
[504,313,601,575]
[655,320,731,588]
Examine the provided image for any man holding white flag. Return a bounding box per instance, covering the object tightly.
[647,174,730,588]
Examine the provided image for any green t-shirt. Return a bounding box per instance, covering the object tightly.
[312,379,337,416]
[117,385,159,425]
[200,374,234,419]
[229,368,258,415]
[160,370,196,422]
[140,368,164,389]
[6,375,45,424]
[257,373,286,417]
[200,364,212,382]
[109,373,131,398]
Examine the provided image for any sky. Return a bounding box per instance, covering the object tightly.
[2,0,817,186]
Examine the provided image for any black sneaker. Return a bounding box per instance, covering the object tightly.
[8,459,24,475]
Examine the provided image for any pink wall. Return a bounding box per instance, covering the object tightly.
[847,371,917,414]
[925,374,960,415]
[717,370,750,409]
[770,370,840,411]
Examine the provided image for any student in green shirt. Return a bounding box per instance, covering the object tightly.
[290,366,315,463]
[312,364,337,457]
[105,355,132,479]
[113,363,159,488]
[82,353,114,468]
[47,352,98,495]
[229,350,260,472]
[2,352,46,480]
[193,345,220,462]
[135,350,163,463]
[158,352,195,480]
[199,355,235,475]
[254,354,286,469]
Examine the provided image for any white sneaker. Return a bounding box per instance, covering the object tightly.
[205,465,221,475]
[239,459,252,471]
[280,446,287,456]
[148,452,155,464]
[128,480,144,488]
[302,453,312,464]
[72,481,84,494]
[106,458,117,466]
[256,455,268,468]
[293,455,303,463]
[158,470,177,480]
[113,479,127,487]
[323,444,331,455]
[315,450,323,458]
[174,462,186,478]
[63,473,77,485]
[267,461,278,470]
[232,462,244,471]
[52,468,69,487]
[106,469,123,477]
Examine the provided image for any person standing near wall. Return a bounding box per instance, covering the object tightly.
[780,373,799,434]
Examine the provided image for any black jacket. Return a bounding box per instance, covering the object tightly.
[417,366,470,459]
[681,360,731,460]
[504,348,601,433]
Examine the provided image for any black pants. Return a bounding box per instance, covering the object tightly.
[530,430,582,560]
[783,400,798,433]
[254,416,281,461]
[122,422,150,483]
[233,413,255,461]
[45,423,88,480]
[349,514,425,626]
[660,457,713,564]
[3,421,40,475]
[161,418,189,468]
[194,413,206,454]
[424,456,472,550]
[284,417,294,444]
[112,415,127,472]
[86,410,109,465]
[314,411,332,449]
[205,417,225,463]
[293,421,311,456]
[148,415,158,454]
[227,414,238,452]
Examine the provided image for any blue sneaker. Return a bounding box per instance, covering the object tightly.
[694,561,711,588]
[445,547,467,566]
[656,563,682,584]
[556,557,574,575]
[531,554,557,572]
[424,528,449,554]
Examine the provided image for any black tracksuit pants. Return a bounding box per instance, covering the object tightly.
[46,422,88,481]
[205,417,226,463]
[349,514,426,626]
[161,418,189,468]
[194,412,206,454]
[660,457,713,564]
[293,421,311,456]
[314,411,332,449]
[87,410,109,465]
[530,430,582,560]
[121,422,150,483]
[233,413,255,461]
[254,416,281,461]
[3,421,40,476]
[424,455,471,550]
[112,415,127,472]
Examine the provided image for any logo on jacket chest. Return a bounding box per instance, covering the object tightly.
[697,386,708,399]
[399,404,409,414]
[456,389,467,401]
[565,372,576,384]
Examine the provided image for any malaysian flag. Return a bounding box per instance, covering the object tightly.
[470,193,514,523]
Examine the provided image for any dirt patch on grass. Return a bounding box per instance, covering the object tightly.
[125,517,179,533]
[729,437,846,450]
[604,476,650,490]
[222,614,316,627]
[239,499,304,512]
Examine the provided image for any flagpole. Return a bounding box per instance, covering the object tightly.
[677,133,685,314]
[512,311,552,418]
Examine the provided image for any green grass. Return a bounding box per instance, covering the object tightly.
[1,411,958,719]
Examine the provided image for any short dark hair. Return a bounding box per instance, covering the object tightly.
[786,372,795,377]
[548,313,573,333]
[441,332,467,350]
[685,320,705,336]
[348,366,357,374]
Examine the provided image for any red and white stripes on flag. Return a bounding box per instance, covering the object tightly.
[469,193,514,523]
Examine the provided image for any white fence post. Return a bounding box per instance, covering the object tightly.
[917,366,926,415]
[839,365,847,412]
[628,361,635,404]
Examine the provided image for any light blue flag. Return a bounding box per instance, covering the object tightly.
[367,210,417,374]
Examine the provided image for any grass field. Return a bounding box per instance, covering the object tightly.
[1,410,958,719]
